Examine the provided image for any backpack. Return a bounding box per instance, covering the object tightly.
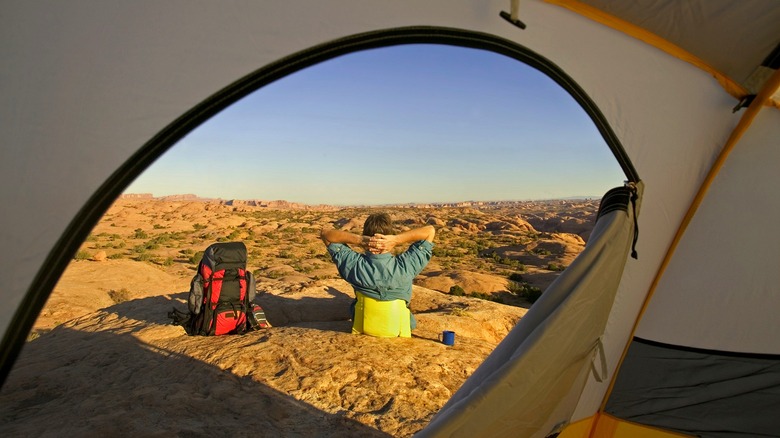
[170,241,269,336]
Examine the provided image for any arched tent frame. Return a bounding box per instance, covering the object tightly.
[0,25,638,385]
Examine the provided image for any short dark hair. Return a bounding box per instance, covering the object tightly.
[363,213,394,236]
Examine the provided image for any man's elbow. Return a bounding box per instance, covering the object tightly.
[425,225,436,242]
[320,228,332,245]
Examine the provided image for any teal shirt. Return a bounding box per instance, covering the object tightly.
[327,240,434,304]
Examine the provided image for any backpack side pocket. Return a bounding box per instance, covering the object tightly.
[247,270,256,302]
[188,273,204,314]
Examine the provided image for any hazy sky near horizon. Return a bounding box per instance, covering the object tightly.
[126,44,625,205]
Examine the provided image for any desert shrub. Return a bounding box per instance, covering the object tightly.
[135,252,154,262]
[292,262,313,274]
[74,250,91,260]
[133,228,148,239]
[470,291,489,300]
[153,223,165,229]
[107,253,124,260]
[169,232,188,241]
[148,234,172,245]
[193,223,207,230]
[508,272,524,282]
[434,247,464,258]
[107,288,132,304]
[449,285,466,296]
[450,307,470,317]
[457,240,478,250]
[508,281,543,303]
[189,251,204,265]
[226,230,241,240]
[523,287,543,303]
[143,241,160,250]
[265,270,286,279]
[547,262,565,271]
[475,238,492,250]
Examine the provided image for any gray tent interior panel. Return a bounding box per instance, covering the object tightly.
[606,337,780,438]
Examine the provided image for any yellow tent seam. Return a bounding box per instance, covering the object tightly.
[544,0,751,104]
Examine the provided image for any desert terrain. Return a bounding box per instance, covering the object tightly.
[0,196,598,437]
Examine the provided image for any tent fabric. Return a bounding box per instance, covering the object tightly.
[605,337,780,438]
[573,0,780,105]
[635,107,780,354]
[418,184,640,438]
[2,1,780,437]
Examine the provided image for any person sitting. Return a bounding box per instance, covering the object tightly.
[321,213,435,337]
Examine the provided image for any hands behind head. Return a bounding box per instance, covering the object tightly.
[364,233,397,254]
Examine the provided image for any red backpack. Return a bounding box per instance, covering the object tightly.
[186,242,264,335]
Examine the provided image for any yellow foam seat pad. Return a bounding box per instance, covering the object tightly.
[352,292,411,338]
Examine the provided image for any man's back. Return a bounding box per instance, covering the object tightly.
[326,239,433,303]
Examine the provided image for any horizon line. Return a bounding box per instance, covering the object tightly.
[120,192,602,207]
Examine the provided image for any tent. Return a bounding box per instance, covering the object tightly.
[2,1,779,436]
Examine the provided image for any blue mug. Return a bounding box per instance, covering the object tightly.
[439,330,455,346]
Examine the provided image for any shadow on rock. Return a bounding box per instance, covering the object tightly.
[255,286,353,328]
[0,327,391,437]
[103,284,355,335]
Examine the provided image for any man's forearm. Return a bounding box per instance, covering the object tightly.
[366,225,435,254]
[395,225,435,244]
[321,228,365,246]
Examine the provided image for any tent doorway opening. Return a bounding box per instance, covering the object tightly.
[39,42,631,339]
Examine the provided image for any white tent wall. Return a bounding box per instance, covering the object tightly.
[636,107,780,354]
[1,0,771,433]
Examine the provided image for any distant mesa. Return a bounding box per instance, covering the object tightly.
[160,194,201,201]
[122,193,202,201]
[120,193,338,211]
[225,199,310,210]
[120,193,600,218]
[121,193,154,199]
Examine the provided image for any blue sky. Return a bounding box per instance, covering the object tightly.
[126,44,624,205]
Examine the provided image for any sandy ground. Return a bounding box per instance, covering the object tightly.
[1,271,524,437]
